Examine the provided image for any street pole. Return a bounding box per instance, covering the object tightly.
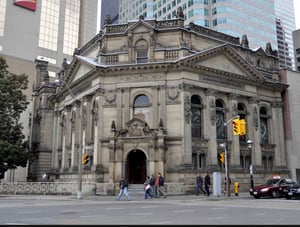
[55,79,83,200]
[247,139,254,190]
[223,115,240,197]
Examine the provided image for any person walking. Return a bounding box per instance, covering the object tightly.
[116,177,131,201]
[149,174,156,197]
[155,172,167,198]
[204,172,211,196]
[144,176,153,199]
[195,173,206,196]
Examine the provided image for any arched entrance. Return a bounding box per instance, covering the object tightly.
[126,149,147,184]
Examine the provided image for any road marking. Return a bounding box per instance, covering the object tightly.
[150,221,172,224]
[129,212,153,215]
[17,210,42,214]
[106,207,126,210]
[174,209,193,213]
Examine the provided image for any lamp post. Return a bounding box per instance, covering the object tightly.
[222,115,240,197]
[247,139,254,190]
[55,79,83,200]
[219,142,229,196]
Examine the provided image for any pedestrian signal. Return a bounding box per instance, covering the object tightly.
[239,119,246,135]
[82,154,89,165]
[232,119,240,135]
[219,152,225,164]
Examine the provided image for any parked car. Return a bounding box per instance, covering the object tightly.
[285,182,300,199]
[250,177,297,199]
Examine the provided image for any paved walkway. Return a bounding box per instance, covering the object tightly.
[0,192,252,201]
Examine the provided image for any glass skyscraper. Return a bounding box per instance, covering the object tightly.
[119,0,296,70]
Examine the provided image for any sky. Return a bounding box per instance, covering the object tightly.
[294,0,300,29]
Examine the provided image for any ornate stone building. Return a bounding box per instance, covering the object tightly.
[29,8,289,195]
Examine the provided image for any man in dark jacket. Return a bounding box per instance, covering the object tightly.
[204,172,211,196]
[116,177,131,201]
[195,173,206,196]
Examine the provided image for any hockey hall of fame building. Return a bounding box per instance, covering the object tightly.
[29,7,289,195]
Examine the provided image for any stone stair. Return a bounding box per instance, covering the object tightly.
[127,184,146,197]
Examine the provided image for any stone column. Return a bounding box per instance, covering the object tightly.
[204,89,217,169]
[271,100,287,168]
[122,87,130,128]
[248,97,262,168]
[181,86,192,167]
[227,93,240,169]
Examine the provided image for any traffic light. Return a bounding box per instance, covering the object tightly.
[82,154,89,165]
[232,119,240,135]
[219,152,225,164]
[239,119,246,135]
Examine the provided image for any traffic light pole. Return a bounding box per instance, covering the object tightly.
[223,115,240,197]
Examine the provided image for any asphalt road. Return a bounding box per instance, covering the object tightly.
[0,194,299,225]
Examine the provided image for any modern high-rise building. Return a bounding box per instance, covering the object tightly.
[119,0,277,50]
[274,0,296,70]
[293,29,300,71]
[99,0,119,29]
[0,0,99,182]
[119,0,296,70]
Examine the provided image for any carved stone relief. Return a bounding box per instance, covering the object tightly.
[105,90,116,105]
[209,99,216,125]
[184,95,191,124]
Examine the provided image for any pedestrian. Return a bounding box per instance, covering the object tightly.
[195,173,206,196]
[204,172,211,196]
[149,174,156,197]
[116,177,131,201]
[144,176,153,199]
[155,172,167,198]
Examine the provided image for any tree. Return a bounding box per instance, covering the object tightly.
[0,56,30,179]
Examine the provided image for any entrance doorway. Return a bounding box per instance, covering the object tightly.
[126,149,147,184]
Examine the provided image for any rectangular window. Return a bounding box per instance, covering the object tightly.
[137,50,148,63]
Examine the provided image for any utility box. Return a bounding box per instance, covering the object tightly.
[213,172,222,197]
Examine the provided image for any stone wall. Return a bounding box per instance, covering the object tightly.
[0,181,253,196]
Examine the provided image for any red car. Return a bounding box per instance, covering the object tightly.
[250,178,297,199]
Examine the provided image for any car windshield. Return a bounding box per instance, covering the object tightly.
[264,179,280,185]
[285,179,296,185]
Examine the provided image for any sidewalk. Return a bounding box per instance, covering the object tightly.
[0,192,251,201]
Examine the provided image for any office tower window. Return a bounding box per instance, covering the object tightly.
[39,0,60,51]
[63,0,80,55]
[0,0,7,36]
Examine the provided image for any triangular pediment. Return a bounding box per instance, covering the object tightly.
[180,44,265,81]
[65,55,98,84]
[127,20,154,34]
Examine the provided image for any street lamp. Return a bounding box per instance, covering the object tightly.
[222,115,240,197]
[55,79,83,200]
[247,139,254,190]
[219,142,229,197]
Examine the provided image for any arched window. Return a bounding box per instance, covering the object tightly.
[260,107,269,144]
[191,95,202,138]
[133,94,150,122]
[216,99,225,139]
[135,39,148,63]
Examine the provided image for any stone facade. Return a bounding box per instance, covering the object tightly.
[28,8,289,195]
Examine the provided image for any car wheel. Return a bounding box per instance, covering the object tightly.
[286,195,291,200]
[254,195,260,199]
[272,190,279,198]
